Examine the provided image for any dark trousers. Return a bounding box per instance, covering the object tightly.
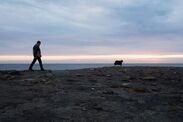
[29,57,44,70]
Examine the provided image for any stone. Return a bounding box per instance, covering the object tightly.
[82,107,87,111]
[141,76,157,81]
[41,79,47,82]
[122,83,131,86]
[91,88,95,90]
[137,99,146,104]
[0,75,8,80]
[102,90,114,94]
[127,76,137,80]
[106,75,111,77]
[24,78,35,81]
[151,83,157,86]
[45,73,53,77]
[151,87,161,92]
[90,68,95,71]
[128,87,149,93]
[7,76,15,80]
[76,74,83,77]
[9,71,21,75]
[0,75,15,80]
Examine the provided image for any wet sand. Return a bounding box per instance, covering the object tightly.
[0,67,183,122]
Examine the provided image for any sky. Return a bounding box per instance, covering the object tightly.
[0,0,183,63]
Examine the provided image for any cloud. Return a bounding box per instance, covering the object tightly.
[0,0,183,59]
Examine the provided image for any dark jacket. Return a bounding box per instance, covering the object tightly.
[33,44,41,57]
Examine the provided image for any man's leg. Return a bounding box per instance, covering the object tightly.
[29,58,37,70]
[37,57,44,70]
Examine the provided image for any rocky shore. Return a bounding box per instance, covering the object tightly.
[0,67,183,122]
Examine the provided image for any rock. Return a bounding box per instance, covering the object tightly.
[141,76,157,81]
[93,106,103,111]
[169,106,178,111]
[120,83,131,89]
[9,71,20,75]
[102,90,114,94]
[45,80,53,85]
[24,78,35,81]
[128,87,149,93]
[82,107,87,111]
[91,88,95,90]
[0,75,8,80]
[111,84,120,88]
[90,68,95,71]
[127,76,137,80]
[45,73,53,77]
[92,104,103,111]
[106,75,111,77]
[7,75,15,80]
[122,83,131,86]
[151,83,157,86]
[151,87,161,92]
[41,79,47,83]
[76,74,83,77]
[137,99,145,104]
[0,75,15,80]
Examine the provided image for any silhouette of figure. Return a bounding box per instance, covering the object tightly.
[29,41,45,71]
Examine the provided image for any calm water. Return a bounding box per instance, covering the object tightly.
[0,63,183,70]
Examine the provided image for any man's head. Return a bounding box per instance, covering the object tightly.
[37,41,41,46]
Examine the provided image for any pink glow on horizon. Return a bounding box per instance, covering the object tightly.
[0,54,183,63]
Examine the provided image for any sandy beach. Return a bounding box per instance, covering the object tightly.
[0,67,183,122]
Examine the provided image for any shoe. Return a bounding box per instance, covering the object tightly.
[29,69,34,71]
[41,69,46,71]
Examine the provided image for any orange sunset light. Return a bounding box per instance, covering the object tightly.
[0,54,183,62]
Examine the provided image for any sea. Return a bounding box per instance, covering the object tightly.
[0,63,183,70]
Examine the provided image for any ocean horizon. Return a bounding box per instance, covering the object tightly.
[0,63,183,70]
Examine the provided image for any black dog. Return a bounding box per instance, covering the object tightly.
[114,60,123,66]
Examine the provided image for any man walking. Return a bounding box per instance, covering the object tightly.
[29,41,45,71]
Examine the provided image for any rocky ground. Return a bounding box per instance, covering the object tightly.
[0,67,183,122]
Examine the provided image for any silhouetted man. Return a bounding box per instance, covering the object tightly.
[29,41,45,71]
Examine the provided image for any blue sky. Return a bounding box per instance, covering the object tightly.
[0,0,183,63]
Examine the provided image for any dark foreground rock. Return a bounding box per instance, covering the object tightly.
[0,67,183,122]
